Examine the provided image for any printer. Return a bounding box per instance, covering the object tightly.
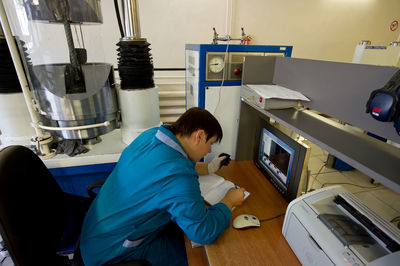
[282,186,400,266]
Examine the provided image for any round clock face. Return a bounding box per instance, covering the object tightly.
[209,56,225,73]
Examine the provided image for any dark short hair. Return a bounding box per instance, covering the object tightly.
[170,107,223,142]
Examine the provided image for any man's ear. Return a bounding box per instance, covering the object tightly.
[193,129,205,144]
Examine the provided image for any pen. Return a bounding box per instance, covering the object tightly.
[234,182,238,189]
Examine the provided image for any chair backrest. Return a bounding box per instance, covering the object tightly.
[0,145,68,265]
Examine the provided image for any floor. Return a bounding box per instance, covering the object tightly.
[304,139,400,230]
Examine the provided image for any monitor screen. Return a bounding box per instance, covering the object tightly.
[254,117,309,201]
[259,128,294,187]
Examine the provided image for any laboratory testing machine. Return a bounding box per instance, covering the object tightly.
[1,0,160,151]
[0,0,160,195]
[4,0,119,144]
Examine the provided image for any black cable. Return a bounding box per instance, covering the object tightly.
[390,216,400,223]
[259,213,285,223]
[114,0,125,38]
[114,68,186,72]
[306,164,325,193]
[154,68,186,71]
[390,216,400,229]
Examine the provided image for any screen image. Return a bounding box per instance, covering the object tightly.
[254,117,310,201]
[259,128,294,187]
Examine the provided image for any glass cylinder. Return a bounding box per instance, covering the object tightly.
[2,0,118,140]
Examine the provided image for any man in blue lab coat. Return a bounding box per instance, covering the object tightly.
[79,107,246,265]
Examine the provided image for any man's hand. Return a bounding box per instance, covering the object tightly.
[207,153,231,174]
[219,187,246,210]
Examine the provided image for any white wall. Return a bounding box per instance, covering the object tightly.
[4,0,400,68]
[232,0,400,63]
[138,0,227,68]
[132,0,400,67]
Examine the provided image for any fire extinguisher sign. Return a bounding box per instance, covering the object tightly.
[390,20,399,32]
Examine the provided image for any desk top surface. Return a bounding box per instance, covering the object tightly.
[185,160,300,266]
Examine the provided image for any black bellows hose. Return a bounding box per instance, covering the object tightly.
[113,0,155,90]
[117,40,155,90]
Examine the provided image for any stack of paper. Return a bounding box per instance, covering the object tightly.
[241,84,310,110]
[247,84,310,101]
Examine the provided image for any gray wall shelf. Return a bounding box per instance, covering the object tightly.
[238,99,400,194]
[237,56,400,194]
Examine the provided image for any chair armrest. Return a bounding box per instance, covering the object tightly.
[87,180,105,199]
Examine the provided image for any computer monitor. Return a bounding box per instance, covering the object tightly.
[254,117,310,201]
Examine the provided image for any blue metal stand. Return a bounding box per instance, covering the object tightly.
[185,44,293,108]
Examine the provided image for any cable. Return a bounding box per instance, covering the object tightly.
[79,23,85,48]
[307,164,325,192]
[390,216,400,223]
[114,0,125,38]
[259,213,285,223]
[320,182,380,189]
[308,163,381,191]
[306,154,348,193]
[390,216,400,229]
[73,24,81,47]
[213,38,230,115]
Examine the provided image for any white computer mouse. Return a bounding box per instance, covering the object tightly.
[232,214,260,229]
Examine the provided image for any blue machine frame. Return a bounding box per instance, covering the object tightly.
[185,44,293,108]
[49,163,116,197]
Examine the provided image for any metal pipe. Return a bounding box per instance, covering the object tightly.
[225,0,232,36]
[38,121,111,131]
[122,0,141,38]
[0,0,51,156]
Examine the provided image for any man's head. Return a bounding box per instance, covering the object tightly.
[171,107,223,161]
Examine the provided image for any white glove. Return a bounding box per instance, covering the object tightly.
[208,153,231,174]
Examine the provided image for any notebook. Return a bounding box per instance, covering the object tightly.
[198,174,250,205]
[191,174,250,248]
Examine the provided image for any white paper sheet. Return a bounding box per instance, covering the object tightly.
[247,84,310,101]
[198,174,250,206]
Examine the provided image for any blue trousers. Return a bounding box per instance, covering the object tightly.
[107,222,189,266]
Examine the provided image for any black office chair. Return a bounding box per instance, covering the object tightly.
[0,145,150,266]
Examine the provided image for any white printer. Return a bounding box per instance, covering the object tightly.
[282,186,400,266]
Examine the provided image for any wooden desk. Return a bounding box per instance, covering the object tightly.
[185,160,300,266]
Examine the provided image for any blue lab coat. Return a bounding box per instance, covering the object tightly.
[79,125,231,265]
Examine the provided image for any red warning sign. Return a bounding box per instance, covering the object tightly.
[390,20,399,31]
